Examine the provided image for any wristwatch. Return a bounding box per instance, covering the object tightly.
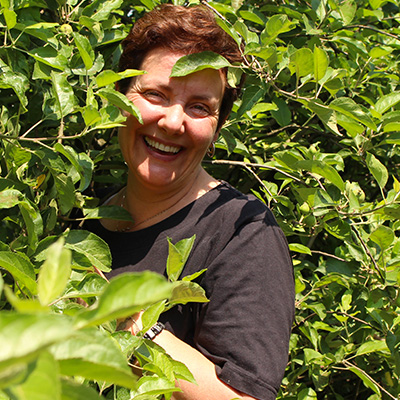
[143,322,165,340]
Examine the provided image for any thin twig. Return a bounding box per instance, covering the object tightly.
[351,225,385,282]
[311,250,346,262]
[208,159,306,184]
[342,360,398,400]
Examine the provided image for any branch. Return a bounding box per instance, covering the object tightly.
[342,360,398,400]
[207,159,306,184]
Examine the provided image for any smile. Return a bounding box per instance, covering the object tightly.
[144,137,181,154]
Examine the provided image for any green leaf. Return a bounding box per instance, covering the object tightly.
[51,328,137,389]
[329,98,377,131]
[295,160,345,191]
[97,88,142,123]
[289,48,314,77]
[64,230,112,272]
[170,52,231,78]
[236,85,266,118]
[72,32,94,70]
[61,379,104,400]
[347,366,380,395]
[0,313,76,373]
[51,71,77,118]
[356,340,390,356]
[166,281,209,311]
[75,272,173,327]
[365,152,388,188]
[166,235,196,282]
[8,351,61,400]
[314,47,329,82]
[96,69,145,88]
[28,47,67,71]
[0,189,22,209]
[375,91,400,115]
[38,238,72,306]
[289,243,312,255]
[83,205,133,222]
[0,251,37,295]
[64,273,108,299]
[369,225,394,250]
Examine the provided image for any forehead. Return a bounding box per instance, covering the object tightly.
[137,47,225,97]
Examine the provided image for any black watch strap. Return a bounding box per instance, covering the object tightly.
[143,322,165,340]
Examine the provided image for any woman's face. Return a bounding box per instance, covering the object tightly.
[118,47,225,193]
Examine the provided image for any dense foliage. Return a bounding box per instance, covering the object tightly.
[1,0,400,399]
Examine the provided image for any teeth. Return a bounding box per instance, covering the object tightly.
[144,137,181,154]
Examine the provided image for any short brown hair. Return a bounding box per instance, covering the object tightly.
[118,4,243,132]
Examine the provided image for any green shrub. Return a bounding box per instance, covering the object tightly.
[1,0,400,399]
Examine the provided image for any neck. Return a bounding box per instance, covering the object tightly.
[113,168,219,232]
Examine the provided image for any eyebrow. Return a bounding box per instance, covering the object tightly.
[140,81,221,104]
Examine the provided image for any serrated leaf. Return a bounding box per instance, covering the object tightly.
[64,230,112,272]
[51,71,77,118]
[329,98,377,131]
[347,366,380,395]
[236,85,265,117]
[51,328,137,388]
[75,272,173,327]
[97,88,142,123]
[84,205,133,222]
[165,281,209,311]
[166,235,196,282]
[0,313,76,372]
[295,160,345,191]
[9,351,61,400]
[0,251,37,295]
[73,32,94,70]
[170,52,231,78]
[61,379,104,400]
[38,238,72,306]
[64,273,108,299]
[366,152,388,188]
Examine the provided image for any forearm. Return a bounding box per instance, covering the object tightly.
[154,330,255,400]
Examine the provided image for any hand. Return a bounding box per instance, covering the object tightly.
[116,311,144,335]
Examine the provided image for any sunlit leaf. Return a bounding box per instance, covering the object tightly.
[170,52,231,77]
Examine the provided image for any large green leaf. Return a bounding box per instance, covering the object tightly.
[289,48,314,77]
[37,238,72,306]
[72,32,94,70]
[97,88,142,123]
[51,328,137,389]
[375,91,400,114]
[64,230,112,272]
[329,98,377,131]
[365,152,388,189]
[0,252,37,295]
[295,160,345,191]
[170,52,231,77]
[6,351,61,400]
[74,272,173,327]
[0,313,76,373]
[50,71,77,118]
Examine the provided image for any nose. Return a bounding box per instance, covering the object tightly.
[158,104,185,135]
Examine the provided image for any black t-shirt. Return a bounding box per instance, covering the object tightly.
[86,181,294,400]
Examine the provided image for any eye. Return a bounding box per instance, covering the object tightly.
[190,104,211,118]
[142,90,165,102]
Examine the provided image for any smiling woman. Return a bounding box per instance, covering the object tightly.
[85,4,295,400]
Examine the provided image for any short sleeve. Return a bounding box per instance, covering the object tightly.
[193,212,295,400]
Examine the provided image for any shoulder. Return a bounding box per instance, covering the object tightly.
[202,181,278,228]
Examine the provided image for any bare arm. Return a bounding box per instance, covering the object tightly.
[154,330,257,400]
